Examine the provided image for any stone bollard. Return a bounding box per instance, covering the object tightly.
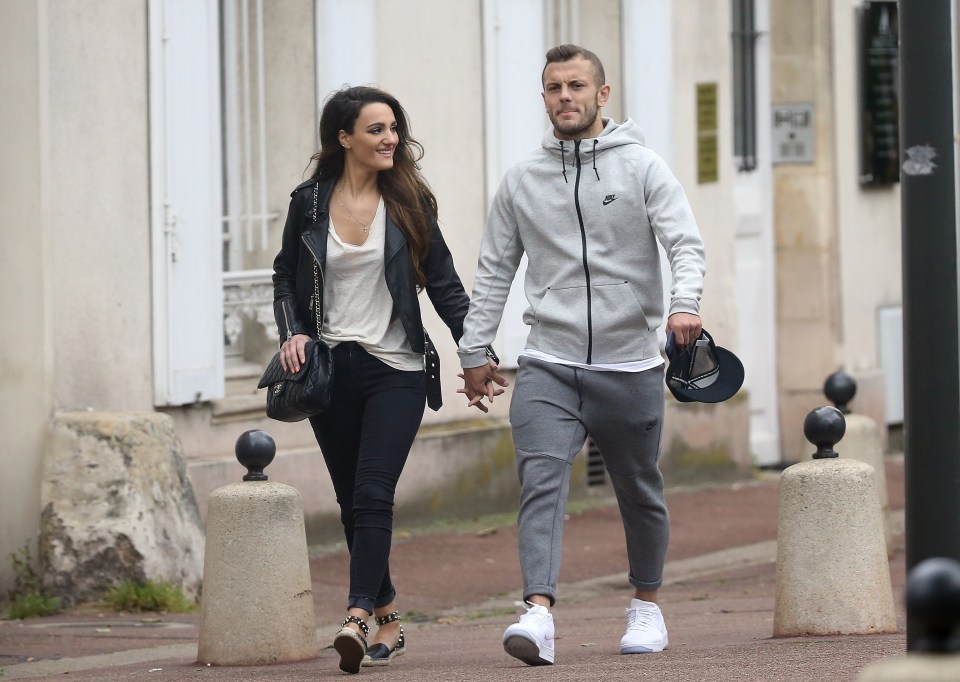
[197,430,319,665]
[773,406,897,637]
[858,557,960,680]
[824,371,893,556]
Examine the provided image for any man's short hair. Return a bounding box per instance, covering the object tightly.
[542,44,606,87]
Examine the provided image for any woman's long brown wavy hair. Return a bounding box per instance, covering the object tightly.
[309,86,436,288]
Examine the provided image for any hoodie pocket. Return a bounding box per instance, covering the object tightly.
[530,285,590,359]
[590,281,652,360]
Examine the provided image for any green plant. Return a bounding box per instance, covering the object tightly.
[5,545,61,619]
[105,580,195,613]
[6,591,62,620]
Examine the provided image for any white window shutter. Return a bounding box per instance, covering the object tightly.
[149,0,225,405]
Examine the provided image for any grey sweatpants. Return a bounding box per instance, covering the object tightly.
[509,356,669,605]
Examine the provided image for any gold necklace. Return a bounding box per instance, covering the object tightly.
[336,186,377,234]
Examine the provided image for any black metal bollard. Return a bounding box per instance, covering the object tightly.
[235,429,276,482]
[907,557,960,653]
[824,370,857,414]
[803,405,846,459]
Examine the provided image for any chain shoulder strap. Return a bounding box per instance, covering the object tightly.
[313,260,322,340]
[311,182,323,340]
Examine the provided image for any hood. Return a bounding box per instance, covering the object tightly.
[541,118,647,181]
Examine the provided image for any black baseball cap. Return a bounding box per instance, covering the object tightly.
[665,329,744,403]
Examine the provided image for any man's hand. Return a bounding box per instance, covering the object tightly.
[666,313,702,349]
[457,359,509,413]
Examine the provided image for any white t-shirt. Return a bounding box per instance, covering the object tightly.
[321,199,422,372]
[521,348,663,373]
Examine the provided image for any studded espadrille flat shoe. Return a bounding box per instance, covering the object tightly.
[334,615,369,674]
[361,611,406,667]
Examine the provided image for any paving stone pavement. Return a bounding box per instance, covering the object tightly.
[0,457,911,681]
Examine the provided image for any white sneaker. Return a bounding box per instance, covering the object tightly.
[620,599,668,654]
[502,602,555,665]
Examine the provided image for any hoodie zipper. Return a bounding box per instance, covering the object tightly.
[573,139,593,364]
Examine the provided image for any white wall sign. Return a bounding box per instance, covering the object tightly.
[771,103,815,164]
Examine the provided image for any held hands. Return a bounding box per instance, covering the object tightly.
[665,312,702,349]
[279,334,312,373]
[457,359,509,413]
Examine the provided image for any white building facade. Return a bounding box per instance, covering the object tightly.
[1,0,932,592]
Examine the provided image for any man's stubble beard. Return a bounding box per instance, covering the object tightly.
[550,100,600,139]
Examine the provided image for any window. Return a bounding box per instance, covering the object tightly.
[220,0,281,368]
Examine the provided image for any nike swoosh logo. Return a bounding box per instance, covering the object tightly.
[602,195,617,205]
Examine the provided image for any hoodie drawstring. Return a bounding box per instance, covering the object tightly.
[559,139,599,181]
[560,141,568,183]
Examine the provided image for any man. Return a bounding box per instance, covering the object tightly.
[457,45,706,665]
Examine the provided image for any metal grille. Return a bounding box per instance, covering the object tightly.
[220,0,280,273]
[586,437,606,487]
[219,0,281,364]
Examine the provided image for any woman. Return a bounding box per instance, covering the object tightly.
[272,86,494,674]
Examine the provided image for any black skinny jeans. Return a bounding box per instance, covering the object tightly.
[309,342,426,615]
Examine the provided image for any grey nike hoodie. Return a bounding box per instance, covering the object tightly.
[458,118,706,369]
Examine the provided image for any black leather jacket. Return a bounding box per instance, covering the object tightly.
[272,177,472,409]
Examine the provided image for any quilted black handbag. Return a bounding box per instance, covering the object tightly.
[258,336,333,422]
[258,182,333,422]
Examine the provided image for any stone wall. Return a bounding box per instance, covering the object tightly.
[661,392,753,483]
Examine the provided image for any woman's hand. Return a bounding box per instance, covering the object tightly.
[457,359,509,413]
[280,334,313,373]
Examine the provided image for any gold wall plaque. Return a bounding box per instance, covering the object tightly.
[697,83,718,184]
